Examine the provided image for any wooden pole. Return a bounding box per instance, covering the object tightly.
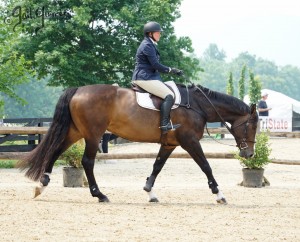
[1,152,299,165]
[0,127,48,135]
[1,126,300,137]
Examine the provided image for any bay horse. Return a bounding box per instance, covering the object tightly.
[18,83,258,204]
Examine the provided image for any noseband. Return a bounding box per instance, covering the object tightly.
[230,114,256,150]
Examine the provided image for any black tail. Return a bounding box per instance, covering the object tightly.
[17,87,78,181]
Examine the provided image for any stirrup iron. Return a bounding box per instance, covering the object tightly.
[160,120,181,132]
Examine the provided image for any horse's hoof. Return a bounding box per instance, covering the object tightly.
[99,196,110,203]
[217,198,227,205]
[33,186,45,198]
[149,198,159,202]
[33,187,41,198]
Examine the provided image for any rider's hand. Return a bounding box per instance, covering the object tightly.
[170,68,183,76]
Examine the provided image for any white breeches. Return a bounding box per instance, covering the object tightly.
[132,80,174,99]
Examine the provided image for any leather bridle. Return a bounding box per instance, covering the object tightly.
[180,82,257,150]
[230,115,256,150]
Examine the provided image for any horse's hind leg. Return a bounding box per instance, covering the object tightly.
[34,155,60,198]
[34,127,82,198]
[82,138,109,202]
[144,145,175,202]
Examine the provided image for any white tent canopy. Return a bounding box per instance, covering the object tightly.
[244,89,300,118]
[244,89,300,132]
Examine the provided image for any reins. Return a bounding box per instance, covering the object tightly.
[194,85,240,148]
[195,85,236,136]
[180,78,253,149]
[183,78,235,136]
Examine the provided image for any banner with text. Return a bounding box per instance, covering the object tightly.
[259,116,292,132]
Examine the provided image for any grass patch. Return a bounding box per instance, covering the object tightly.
[0,159,68,169]
[0,160,18,168]
[55,160,68,166]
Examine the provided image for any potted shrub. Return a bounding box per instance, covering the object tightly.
[60,141,86,187]
[235,132,272,187]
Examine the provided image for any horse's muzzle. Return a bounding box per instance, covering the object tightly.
[239,149,254,159]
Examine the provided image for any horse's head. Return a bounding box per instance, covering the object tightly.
[231,104,258,158]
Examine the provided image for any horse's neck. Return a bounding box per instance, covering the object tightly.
[199,97,246,124]
[178,85,247,123]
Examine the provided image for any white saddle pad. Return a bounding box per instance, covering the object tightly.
[136,81,181,111]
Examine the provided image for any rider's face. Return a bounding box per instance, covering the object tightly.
[152,32,161,42]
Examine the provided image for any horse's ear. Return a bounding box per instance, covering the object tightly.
[250,103,256,113]
[250,103,257,115]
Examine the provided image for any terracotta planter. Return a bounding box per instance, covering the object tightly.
[242,168,264,188]
[62,167,84,187]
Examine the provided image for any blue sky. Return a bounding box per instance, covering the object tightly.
[174,0,300,67]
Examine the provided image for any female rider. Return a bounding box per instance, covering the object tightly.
[132,21,183,134]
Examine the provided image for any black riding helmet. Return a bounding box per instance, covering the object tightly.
[143,21,163,36]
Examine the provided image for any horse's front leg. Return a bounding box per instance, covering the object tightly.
[82,140,109,202]
[144,145,175,202]
[182,140,227,204]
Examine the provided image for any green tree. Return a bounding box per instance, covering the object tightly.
[232,52,256,70]
[197,44,300,102]
[9,0,199,88]
[277,65,300,100]
[254,58,278,76]
[197,58,228,92]
[0,10,34,117]
[226,71,234,96]
[238,65,246,100]
[248,70,261,104]
[2,77,63,118]
[203,43,226,61]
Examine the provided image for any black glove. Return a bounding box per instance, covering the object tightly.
[170,68,183,76]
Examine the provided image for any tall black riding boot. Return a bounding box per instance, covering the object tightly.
[160,94,181,134]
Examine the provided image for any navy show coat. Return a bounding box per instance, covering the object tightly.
[132,37,170,81]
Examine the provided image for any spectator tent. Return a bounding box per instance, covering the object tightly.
[244,89,300,132]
